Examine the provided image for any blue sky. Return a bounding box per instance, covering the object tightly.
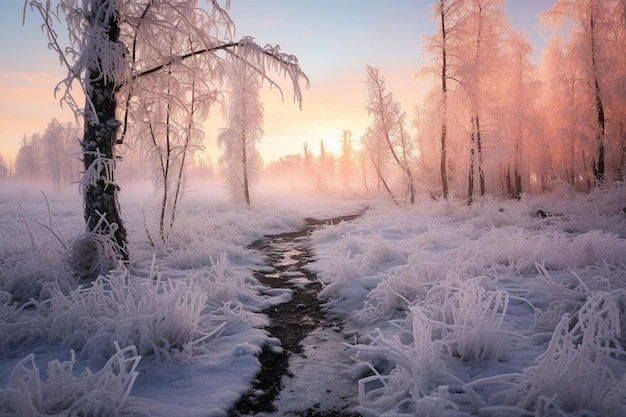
[0,1,554,164]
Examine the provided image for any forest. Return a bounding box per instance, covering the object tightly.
[0,0,623,211]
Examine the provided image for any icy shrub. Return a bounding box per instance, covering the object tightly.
[66,232,122,279]
[0,292,45,353]
[0,343,140,417]
[415,278,514,362]
[0,259,76,305]
[355,325,457,417]
[470,290,626,416]
[46,266,223,364]
[0,221,79,303]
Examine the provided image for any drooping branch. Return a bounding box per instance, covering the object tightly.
[133,37,309,109]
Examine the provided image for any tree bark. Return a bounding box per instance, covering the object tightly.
[468,124,475,205]
[476,116,485,196]
[439,0,450,199]
[82,1,128,260]
[590,14,606,183]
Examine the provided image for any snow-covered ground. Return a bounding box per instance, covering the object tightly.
[1,180,625,417]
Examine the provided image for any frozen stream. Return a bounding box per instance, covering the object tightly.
[228,215,361,417]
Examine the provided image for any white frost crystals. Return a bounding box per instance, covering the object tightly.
[0,342,140,417]
[468,290,626,416]
[307,187,626,417]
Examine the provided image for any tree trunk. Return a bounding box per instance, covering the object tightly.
[242,130,251,205]
[476,116,485,196]
[439,0,450,199]
[590,14,605,183]
[468,128,475,205]
[82,2,128,260]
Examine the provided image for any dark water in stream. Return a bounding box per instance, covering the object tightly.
[228,214,362,417]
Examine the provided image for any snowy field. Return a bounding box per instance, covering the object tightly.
[1,180,625,416]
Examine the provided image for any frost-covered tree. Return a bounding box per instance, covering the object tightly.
[453,0,510,203]
[218,58,264,205]
[422,0,536,201]
[314,139,335,192]
[364,65,416,204]
[41,119,82,188]
[541,0,625,184]
[338,130,354,191]
[0,153,9,178]
[14,121,81,186]
[422,0,463,199]
[15,134,42,180]
[499,31,539,198]
[27,0,307,260]
[128,17,212,242]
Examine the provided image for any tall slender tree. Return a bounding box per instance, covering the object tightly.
[363,65,416,204]
[338,130,354,191]
[218,58,264,205]
[423,0,463,199]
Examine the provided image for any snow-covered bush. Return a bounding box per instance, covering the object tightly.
[355,325,457,417]
[66,231,122,279]
[0,342,141,417]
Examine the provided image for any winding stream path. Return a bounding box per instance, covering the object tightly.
[228,214,362,417]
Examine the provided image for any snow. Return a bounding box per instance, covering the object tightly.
[1,181,626,417]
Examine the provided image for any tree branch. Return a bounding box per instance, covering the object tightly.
[133,41,240,79]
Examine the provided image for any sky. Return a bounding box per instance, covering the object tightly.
[0,0,555,168]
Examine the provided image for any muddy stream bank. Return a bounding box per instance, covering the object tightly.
[228,214,362,417]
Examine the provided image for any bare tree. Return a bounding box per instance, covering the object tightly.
[27,0,307,260]
[218,57,264,205]
[364,65,416,204]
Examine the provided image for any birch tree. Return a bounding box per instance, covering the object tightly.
[218,57,264,205]
[364,65,416,204]
[27,0,307,261]
[500,31,538,198]
[453,0,510,203]
[423,0,463,199]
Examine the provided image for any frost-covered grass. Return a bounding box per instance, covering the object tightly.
[0,182,365,416]
[309,182,626,417]
[1,180,625,416]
